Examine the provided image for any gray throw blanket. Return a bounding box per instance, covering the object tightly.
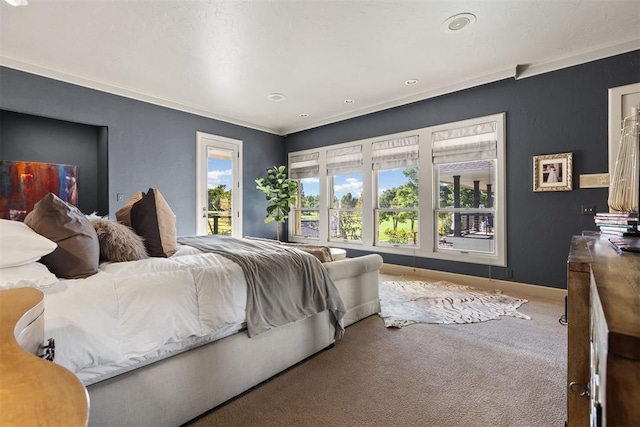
[178,235,346,339]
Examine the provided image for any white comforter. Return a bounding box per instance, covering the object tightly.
[42,245,247,385]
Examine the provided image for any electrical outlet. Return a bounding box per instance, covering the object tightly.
[505,268,513,279]
[582,204,596,215]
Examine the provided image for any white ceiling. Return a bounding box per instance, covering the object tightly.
[1,0,639,136]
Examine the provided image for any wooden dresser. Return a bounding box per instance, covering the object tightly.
[567,235,640,426]
[0,288,89,426]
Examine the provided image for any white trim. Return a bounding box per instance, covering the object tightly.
[196,132,243,237]
[4,39,636,136]
[0,56,278,135]
[282,67,517,135]
[515,37,640,80]
[288,112,507,267]
[379,263,566,302]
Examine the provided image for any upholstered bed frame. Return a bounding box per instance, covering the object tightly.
[86,254,383,427]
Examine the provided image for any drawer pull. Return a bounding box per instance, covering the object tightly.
[38,338,55,362]
[568,381,590,398]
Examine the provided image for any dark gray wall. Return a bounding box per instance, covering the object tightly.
[0,66,284,237]
[0,110,108,215]
[285,50,640,289]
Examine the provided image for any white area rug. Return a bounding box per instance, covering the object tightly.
[379,280,531,328]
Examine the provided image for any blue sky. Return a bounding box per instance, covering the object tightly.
[208,157,232,189]
[208,158,413,198]
[299,167,413,201]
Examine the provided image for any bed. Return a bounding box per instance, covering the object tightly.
[82,249,382,426]
[0,210,383,426]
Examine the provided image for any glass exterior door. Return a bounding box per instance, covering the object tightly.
[196,132,242,237]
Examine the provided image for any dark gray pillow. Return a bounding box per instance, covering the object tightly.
[24,193,99,279]
[130,188,177,257]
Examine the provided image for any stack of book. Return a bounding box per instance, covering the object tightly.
[595,212,639,237]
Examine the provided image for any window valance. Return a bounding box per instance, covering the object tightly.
[372,135,419,170]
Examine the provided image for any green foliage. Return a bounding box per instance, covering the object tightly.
[336,211,362,240]
[439,184,488,208]
[299,182,319,208]
[438,213,453,236]
[255,165,298,240]
[378,167,418,233]
[383,227,410,244]
[208,184,231,211]
[340,192,360,208]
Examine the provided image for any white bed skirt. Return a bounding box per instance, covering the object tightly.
[87,310,334,427]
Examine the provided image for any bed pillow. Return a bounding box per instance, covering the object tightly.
[24,193,100,279]
[281,243,335,263]
[130,188,177,257]
[91,219,148,262]
[115,192,143,226]
[0,262,60,290]
[0,219,58,268]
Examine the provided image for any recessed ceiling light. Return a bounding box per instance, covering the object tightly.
[442,13,476,33]
[299,113,309,118]
[405,79,418,85]
[4,0,28,5]
[344,99,355,104]
[267,93,286,101]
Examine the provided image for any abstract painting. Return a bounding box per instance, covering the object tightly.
[0,161,77,220]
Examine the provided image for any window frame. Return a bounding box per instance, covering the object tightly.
[287,112,506,267]
[290,152,321,240]
[374,166,420,248]
[196,131,243,238]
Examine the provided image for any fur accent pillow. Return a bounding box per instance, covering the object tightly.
[91,219,148,262]
[281,243,334,263]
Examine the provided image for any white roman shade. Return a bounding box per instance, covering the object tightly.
[432,121,497,164]
[327,145,363,176]
[372,135,419,170]
[289,152,319,179]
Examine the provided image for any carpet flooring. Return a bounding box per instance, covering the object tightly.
[185,278,567,427]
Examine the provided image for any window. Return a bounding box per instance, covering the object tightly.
[290,152,320,239]
[373,136,419,246]
[287,112,506,266]
[432,119,499,256]
[327,145,363,242]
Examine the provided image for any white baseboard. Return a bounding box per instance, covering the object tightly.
[379,263,566,302]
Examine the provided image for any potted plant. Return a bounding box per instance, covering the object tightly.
[255,165,298,241]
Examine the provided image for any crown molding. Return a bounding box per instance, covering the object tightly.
[2,37,638,137]
[514,37,640,79]
[284,38,640,135]
[0,56,281,135]
[280,66,517,135]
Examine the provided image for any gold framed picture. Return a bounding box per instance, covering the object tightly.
[533,152,573,192]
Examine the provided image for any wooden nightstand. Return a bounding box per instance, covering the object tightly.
[0,288,89,426]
